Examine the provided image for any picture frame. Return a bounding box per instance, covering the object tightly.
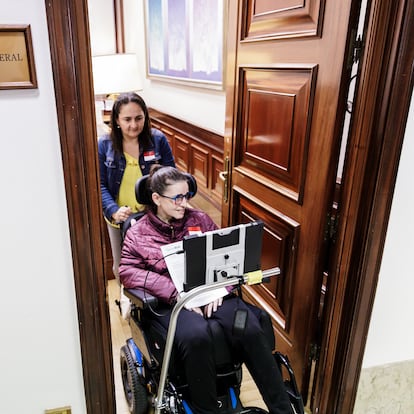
[0,25,37,90]
[144,0,224,89]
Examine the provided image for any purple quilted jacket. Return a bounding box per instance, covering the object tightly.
[119,208,218,304]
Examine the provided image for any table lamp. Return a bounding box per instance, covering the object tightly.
[92,53,143,135]
[92,53,143,110]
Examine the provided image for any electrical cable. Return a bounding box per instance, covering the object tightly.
[143,250,184,317]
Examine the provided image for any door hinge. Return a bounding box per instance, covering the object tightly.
[352,35,363,64]
[347,30,364,69]
[309,342,320,362]
[324,212,339,244]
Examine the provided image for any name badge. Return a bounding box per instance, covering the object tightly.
[188,226,202,236]
[144,151,156,161]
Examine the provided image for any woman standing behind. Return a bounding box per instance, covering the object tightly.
[98,92,175,315]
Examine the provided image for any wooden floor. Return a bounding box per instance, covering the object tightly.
[188,193,222,226]
[108,279,268,413]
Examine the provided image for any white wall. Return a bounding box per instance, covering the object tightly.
[88,0,116,55]
[0,1,86,413]
[362,94,414,368]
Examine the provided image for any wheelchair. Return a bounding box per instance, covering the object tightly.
[119,173,305,414]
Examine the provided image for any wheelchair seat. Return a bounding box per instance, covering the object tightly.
[122,285,280,412]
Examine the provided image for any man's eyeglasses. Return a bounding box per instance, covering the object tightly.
[159,192,194,204]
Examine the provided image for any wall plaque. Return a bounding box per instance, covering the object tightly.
[0,25,37,90]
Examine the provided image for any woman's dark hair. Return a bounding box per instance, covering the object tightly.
[110,92,152,154]
[147,166,190,210]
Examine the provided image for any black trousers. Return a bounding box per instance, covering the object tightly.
[153,296,293,414]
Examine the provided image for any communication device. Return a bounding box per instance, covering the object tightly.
[182,220,264,292]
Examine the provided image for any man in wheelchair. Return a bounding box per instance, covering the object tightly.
[119,166,294,414]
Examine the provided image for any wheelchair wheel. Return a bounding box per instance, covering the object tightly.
[120,345,148,414]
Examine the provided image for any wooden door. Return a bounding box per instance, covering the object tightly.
[223,0,360,399]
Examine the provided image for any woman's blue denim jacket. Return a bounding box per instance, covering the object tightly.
[98,128,175,220]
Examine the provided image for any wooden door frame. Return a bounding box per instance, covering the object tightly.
[315,0,414,412]
[44,1,115,412]
[44,0,413,413]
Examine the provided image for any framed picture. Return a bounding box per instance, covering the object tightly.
[0,25,37,90]
[144,0,224,89]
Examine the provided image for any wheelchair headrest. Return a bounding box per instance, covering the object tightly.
[135,171,198,205]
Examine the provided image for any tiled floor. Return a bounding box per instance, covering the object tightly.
[353,360,414,414]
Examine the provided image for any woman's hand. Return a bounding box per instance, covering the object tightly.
[189,306,204,316]
[112,206,132,223]
[184,296,223,318]
[203,297,223,318]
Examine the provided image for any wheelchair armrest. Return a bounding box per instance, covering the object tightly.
[124,287,158,310]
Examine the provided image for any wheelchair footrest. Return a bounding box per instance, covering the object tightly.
[274,351,305,414]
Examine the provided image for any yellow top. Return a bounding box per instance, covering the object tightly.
[118,152,143,211]
[106,152,143,228]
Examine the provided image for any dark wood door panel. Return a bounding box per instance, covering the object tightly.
[236,190,300,325]
[242,0,323,41]
[232,188,311,380]
[238,66,317,202]
[225,0,356,400]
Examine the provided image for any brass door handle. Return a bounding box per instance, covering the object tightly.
[219,171,228,181]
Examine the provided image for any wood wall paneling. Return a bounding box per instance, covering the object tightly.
[174,134,191,172]
[160,125,175,150]
[191,143,209,190]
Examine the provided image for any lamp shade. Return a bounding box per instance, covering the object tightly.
[92,53,143,95]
